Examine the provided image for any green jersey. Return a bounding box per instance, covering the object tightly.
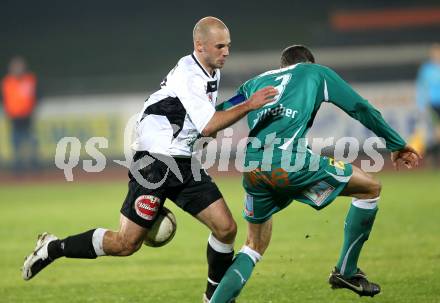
[237,63,406,163]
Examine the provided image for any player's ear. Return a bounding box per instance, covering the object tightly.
[195,39,204,53]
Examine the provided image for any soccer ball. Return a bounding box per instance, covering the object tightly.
[143,207,177,247]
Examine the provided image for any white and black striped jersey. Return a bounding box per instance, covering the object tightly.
[132,52,220,157]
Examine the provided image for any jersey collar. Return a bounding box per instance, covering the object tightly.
[191,52,216,78]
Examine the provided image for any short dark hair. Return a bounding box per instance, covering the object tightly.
[280,45,315,67]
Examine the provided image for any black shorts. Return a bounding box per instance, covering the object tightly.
[120,151,223,228]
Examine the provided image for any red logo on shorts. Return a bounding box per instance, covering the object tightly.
[134,195,161,221]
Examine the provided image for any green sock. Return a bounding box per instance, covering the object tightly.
[336,202,378,278]
[210,253,255,303]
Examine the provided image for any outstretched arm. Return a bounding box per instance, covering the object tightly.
[322,67,406,152]
[322,66,422,169]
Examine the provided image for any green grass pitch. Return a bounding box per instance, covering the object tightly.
[1,170,439,302]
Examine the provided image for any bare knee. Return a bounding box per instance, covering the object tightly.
[213,219,237,243]
[367,179,382,198]
[344,166,384,200]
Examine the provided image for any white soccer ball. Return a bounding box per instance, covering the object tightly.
[143,207,177,247]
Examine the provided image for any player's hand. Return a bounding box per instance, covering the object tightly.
[246,86,278,110]
[391,145,422,170]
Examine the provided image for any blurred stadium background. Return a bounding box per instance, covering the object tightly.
[1,1,439,302]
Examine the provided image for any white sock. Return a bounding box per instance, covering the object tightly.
[208,233,234,253]
[352,197,379,209]
[92,228,108,256]
[240,245,262,265]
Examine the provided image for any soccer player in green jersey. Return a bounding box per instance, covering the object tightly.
[210,45,421,302]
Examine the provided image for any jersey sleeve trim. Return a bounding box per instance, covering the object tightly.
[323,79,329,101]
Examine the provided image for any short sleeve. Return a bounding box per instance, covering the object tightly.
[171,71,215,133]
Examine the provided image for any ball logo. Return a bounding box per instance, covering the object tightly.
[134,195,161,221]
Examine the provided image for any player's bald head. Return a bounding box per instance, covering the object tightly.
[193,16,229,43]
[193,17,231,72]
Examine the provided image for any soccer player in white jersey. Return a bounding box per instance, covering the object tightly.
[22,17,277,302]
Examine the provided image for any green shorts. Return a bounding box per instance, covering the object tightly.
[242,156,352,224]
